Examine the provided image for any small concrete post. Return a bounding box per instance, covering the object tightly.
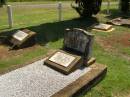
[58,2,62,21]
[7,5,13,28]
[107,0,110,14]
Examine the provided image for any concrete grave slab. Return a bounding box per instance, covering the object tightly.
[52,63,107,97]
[0,58,107,97]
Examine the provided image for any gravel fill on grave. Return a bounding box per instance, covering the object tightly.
[0,58,91,97]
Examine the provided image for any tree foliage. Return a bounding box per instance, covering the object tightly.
[120,0,130,13]
[0,0,6,7]
[72,0,102,17]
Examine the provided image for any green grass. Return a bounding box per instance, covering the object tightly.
[0,46,48,73]
[0,4,79,31]
[7,0,72,1]
[0,1,130,97]
[83,43,130,97]
[78,44,130,97]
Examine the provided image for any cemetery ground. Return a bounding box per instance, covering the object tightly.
[0,2,130,97]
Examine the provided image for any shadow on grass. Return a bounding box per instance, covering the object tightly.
[0,27,11,31]
[0,17,99,47]
[101,9,130,28]
[101,9,130,19]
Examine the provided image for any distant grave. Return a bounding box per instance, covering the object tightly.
[107,17,130,26]
[10,29,36,50]
[45,28,95,75]
[93,23,114,32]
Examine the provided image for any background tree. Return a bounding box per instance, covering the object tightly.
[72,0,102,17]
[120,0,130,13]
[0,0,7,7]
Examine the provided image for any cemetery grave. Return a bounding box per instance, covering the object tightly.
[0,59,107,97]
[0,28,107,97]
[0,1,130,97]
[0,29,38,67]
[9,29,36,50]
[92,23,114,32]
[45,28,95,74]
[107,17,130,26]
[44,28,107,96]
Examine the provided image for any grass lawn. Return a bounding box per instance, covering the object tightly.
[0,1,130,97]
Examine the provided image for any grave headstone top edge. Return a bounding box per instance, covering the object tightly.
[66,28,94,37]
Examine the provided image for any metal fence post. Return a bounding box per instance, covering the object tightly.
[58,2,62,21]
[7,5,13,28]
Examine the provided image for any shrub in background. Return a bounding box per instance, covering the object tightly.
[0,0,7,7]
[7,0,118,2]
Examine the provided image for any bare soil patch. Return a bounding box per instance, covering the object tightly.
[0,43,56,75]
[0,44,40,60]
[96,33,130,50]
[108,33,130,47]
[95,32,130,60]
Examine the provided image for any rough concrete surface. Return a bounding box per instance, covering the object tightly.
[0,58,91,97]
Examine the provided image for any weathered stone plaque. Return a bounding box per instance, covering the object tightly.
[13,30,29,41]
[49,52,75,67]
[10,29,36,50]
[93,23,112,31]
[45,50,82,75]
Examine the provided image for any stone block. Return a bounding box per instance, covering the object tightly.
[10,29,36,49]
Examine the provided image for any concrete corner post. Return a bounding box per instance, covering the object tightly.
[107,0,110,14]
[58,2,62,21]
[7,5,13,28]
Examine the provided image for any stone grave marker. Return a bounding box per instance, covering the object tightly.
[49,51,76,67]
[10,29,36,50]
[44,28,94,75]
[13,30,29,41]
[93,23,113,31]
[107,17,130,26]
[63,28,94,62]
